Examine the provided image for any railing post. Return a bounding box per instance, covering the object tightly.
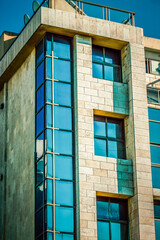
[132,13,135,26]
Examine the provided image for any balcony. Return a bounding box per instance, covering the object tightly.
[66,0,135,26]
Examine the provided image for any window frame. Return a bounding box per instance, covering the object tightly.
[92,45,122,82]
[94,116,126,159]
[146,58,160,76]
[97,196,128,240]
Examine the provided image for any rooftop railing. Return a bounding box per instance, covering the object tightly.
[66,0,135,26]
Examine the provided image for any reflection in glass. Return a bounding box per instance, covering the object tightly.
[45,105,53,128]
[36,40,43,66]
[54,106,72,130]
[97,221,109,240]
[36,109,44,136]
[46,232,53,240]
[36,158,44,186]
[92,46,103,62]
[36,62,44,89]
[55,206,74,232]
[54,82,71,106]
[46,35,52,56]
[155,220,160,240]
[149,122,160,144]
[54,130,72,155]
[45,129,53,152]
[111,222,127,240]
[55,181,73,206]
[147,88,159,104]
[55,155,73,180]
[94,121,106,137]
[46,57,52,79]
[54,38,70,59]
[36,85,44,112]
[45,179,53,204]
[45,80,52,103]
[94,139,106,157]
[54,59,71,82]
[148,108,160,122]
[93,63,103,79]
[45,205,53,230]
[36,182,44,211]
[154,202,160,218]
[36,133,44,159]
[105,48,121,65]
[55,233,74,240]
[35,209,43,237]
[45,154,53,178]
[107,122,117,138]
[110,202,120,220]
[97,201,109,219]
[108,140,117,158]
[152,167,160,189]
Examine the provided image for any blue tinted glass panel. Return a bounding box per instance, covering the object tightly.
[107,122,117,138]
[35,209,43,237]
[151,145,160,164]
[92,46,103,62]
[155,220,160,240]
[45,129,53,152]
[46,36,52,56]
[54,130,72,155]
[36,62,44,89]
[94,138,107,157]
[36,40,43,66]
[45,154,53,178]
[45,179,53,204]
[54,59,71,82]
[149,122,160,144]
[46,57,52,79]
[148,108,160,121]
[104,65,121,82]
[54,38,70,59]
[45,80,52,103]
[36,182,43,210]
[105,48,121,65]
[152,167,160,189]
[45,105,53,128]
[154,203,160,218]
[111,223,127,240]
[36,109,44,136]
[97,221,109,240]
[94,121,106,137]
[117,142,125,159]
[108,140,117,158]
[36,133,44,159]
[47,232,53,240]
[55,233,74,240]
[97,201,109,219]
[36,158,44,186]
[93,63,103,79]
[110,202,120,220]
[45,205,53,230]
[55,181,73,206]
[55,206,74,232]
[55,155,73,180]
[54,106,72,130]
[54,82,71,106]
[36,85,44,112]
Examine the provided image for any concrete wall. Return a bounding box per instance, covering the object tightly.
[0,50,35,240]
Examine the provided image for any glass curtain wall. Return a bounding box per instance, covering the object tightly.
[35,34,76,240]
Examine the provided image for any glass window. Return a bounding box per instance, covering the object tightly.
[150,60,160,75]
[54,38,71,59]
[46,35,52,56]
[36,132,44,159]
[150,145,160,164]
[45,154,53,178]
[35,209,43,237]
[148,108,160,122]
[97,197,128,240]
[54,59,71,82]
[36,84,44,112]
[45,129,53,152]
[149,121,160,144]
[54,82,71,106]
[55,155,73,180]
[55,206,74,232]
[45,179,53,204]
[55,233,74,240]
[152,167,160,189]
[36,40,44,66]
[36,158,44,186]
[147,88,159,104]
[36,109,44,136]
[154,201,160,240]
[54,106,72,130]
[55,180,73,206]
[36,62,44,89]
[36,182,44,211]
[45,80,52,103]
[46,57,52,79]
[54,130,72,155]
[45,105,53,128]
[92,45,122,82]
[45,205,53,230]
[94,116,125,159]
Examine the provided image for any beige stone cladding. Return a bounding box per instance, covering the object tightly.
[0,50,35,240]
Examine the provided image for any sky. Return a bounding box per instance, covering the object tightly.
[0,0,160,39]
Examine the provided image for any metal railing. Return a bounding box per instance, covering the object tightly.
[66,0,135,26]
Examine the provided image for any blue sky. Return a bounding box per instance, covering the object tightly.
[0,0,160,39]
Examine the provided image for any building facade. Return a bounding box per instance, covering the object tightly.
[0,0,160,240]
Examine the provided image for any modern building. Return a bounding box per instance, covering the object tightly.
[0,0,160,239]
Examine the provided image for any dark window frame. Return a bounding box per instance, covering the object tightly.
[94,116,126,159]
[92,45,122,82]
